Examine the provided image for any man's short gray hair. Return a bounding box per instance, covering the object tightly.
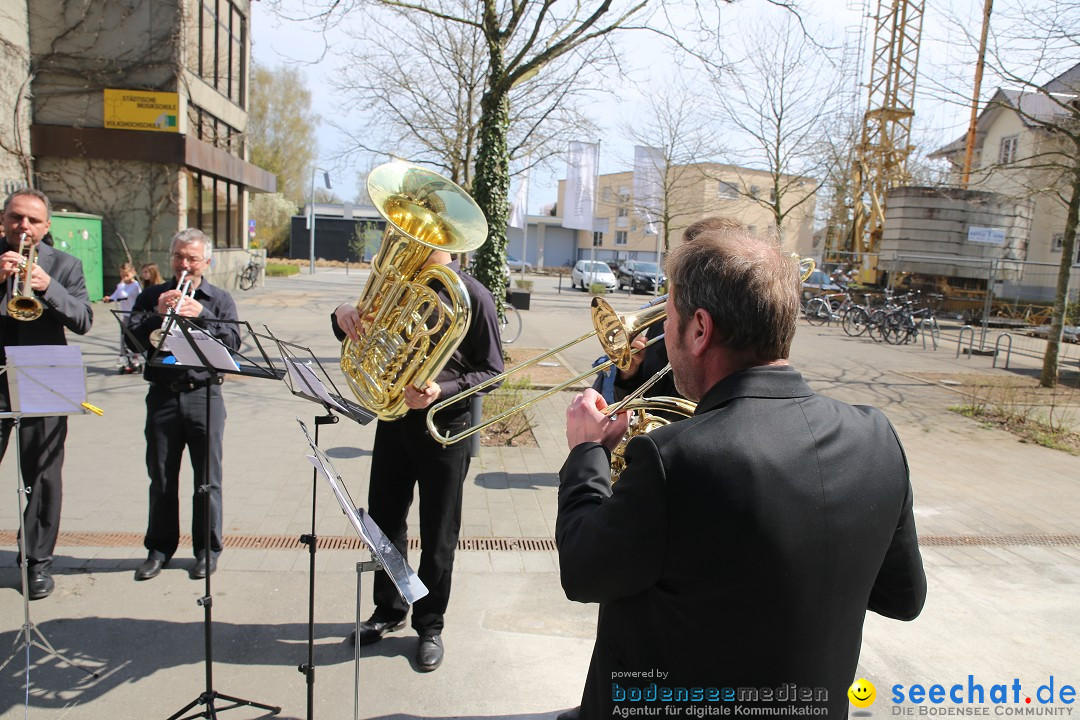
[3,188,52,219]
[171,228,213,259]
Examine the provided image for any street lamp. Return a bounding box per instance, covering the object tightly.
[308,167,332,274]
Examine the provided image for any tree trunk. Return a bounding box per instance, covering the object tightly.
[468,17,510,311]
[1039,161,1080,388]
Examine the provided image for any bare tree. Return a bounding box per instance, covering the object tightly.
[959,3,1080,387]
[620,81,721,253]
[330,1,606,190]
[707,12,846,237]
[274,0,677,303]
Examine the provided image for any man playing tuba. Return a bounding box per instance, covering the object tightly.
[332,245,503,672]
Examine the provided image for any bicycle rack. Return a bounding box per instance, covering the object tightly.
[956,326,975,359]
[992,333,1014,370]
[919,318,939,351]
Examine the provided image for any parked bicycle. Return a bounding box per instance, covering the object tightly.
[238,251,263,291]
[499,303,522,344]
[804,291,851,326]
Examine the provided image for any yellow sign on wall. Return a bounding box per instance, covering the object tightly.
[103,89,180,133]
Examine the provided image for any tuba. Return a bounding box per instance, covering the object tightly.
[7,233,45,322]
[340,161,489,421]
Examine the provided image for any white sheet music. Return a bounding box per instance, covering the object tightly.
[168,329,241,371]
[285,358,352,415]
[6,345,86,414]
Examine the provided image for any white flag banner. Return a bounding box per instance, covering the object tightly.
[563,141,599,231]
[633,145,665,235]
[509,170,528,229]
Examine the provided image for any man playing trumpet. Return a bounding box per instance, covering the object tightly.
[128,228,239,582]
[557,224,926,718]
[0,189,93,600]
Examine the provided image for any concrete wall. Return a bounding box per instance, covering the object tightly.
[28,0,180,126]
[0,1,31,190]
[881,186,1032,281]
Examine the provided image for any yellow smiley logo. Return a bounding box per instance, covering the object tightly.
[848,678,876,708]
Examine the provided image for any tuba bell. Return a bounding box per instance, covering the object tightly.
[340,161,489,421]
[7,233,45,322]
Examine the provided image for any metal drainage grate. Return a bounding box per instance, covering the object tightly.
[2,531,1077,551]
[919,533,1080,548]
[0,531,558,552]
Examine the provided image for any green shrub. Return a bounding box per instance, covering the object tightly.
[266,263,300,277]
[514,279,534,292]
[589,282,608,295]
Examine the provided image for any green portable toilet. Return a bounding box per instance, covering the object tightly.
[50,212,104,301]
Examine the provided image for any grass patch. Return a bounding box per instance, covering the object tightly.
[266,263,300,277]
[946,375,1080,455]
[480,377,537,447]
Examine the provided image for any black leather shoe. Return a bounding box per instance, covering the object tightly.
[135,556,167,581]
[189,555,217,579]
[353,617,406,645]
[28,568,54,600]
[416,634,443,672]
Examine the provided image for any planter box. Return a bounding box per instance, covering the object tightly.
[506,288,531,311]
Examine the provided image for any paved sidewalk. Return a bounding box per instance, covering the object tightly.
[1,269,1078,719]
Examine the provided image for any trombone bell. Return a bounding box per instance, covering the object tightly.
[591,295,667,371]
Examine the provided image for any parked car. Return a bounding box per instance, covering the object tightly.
[617,260,665,293]
[506,254,532,272]
[801,269,842,302]
[571,260,618,291]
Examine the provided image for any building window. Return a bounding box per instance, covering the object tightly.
[616,205,628,218]
[592,231,603,247]
[186,170,243,249]
[194,0,247,108]
[615,230,628,246]
[999,135,1019,165]
[718,181,739,199]
[188,103,243,155]
[1051,233,1063,252]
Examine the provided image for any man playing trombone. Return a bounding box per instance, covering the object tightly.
[556,224,926,718]
[128,228,239,582]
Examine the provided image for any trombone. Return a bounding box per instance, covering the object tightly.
[425,294,667,446]
[149,270,193,350]
[7,233,45,322]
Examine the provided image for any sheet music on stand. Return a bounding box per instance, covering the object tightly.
[124,312,284,381]
[260,328,375,425]
[6,345,90,417]
[297,419,427,605]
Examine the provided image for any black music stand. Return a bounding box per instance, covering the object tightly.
[296,419,427,720]
[260,329,374,720]
[0,346,102,709]
[137,314,284,720]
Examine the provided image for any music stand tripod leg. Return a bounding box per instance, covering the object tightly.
[0,415,101,686]
[165,374,280,720]
[298,411,338,720]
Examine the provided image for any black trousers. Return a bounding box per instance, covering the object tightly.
[143,382,226,559]
[0,413,67,569]
[367,407,471,635]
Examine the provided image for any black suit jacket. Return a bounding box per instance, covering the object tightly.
[0,241,93,365]
[557,364,926,719]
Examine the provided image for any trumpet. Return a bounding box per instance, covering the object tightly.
[149,270,192,350]
[7,233,45,322]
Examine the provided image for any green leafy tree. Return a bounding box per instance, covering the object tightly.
[247,63,319,204]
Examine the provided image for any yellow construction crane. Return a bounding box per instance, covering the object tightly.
[837,0,925,283]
